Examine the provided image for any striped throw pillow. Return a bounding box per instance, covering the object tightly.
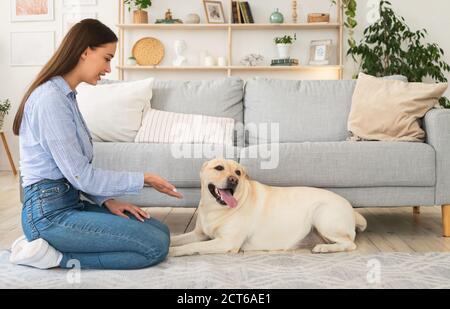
[135,109,235,145]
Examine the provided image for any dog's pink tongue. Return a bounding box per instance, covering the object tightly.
[218,189,238,208]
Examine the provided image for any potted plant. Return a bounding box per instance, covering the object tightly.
[124,0,152,24]
[348,0,450,108]
[0,99,11,132]
[330,0,357,49]
[274,34,297,59]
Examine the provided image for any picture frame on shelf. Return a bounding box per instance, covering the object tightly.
[63,12,97,35]
[10,31,55,66]
[11,0,54,22]
[203,0,226,24]
[309,39,332,65]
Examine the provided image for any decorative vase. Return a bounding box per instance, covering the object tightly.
[184,13,200,24]
[127,57,137,66]
[292,1,298,23]
[204,56,215,66]
[270,8,284,24]
[277,43,291,59]
[133,9,149,24]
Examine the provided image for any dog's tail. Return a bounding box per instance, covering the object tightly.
[354,211,367,232]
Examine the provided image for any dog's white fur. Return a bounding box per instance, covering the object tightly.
[169,159,366,256]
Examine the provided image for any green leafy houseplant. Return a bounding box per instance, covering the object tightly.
[331,0,357,48]
[0,99,11,115]
[0,99,11,130]
[124,0,152,12]
[274,34,297,45]
[348,0,450,108]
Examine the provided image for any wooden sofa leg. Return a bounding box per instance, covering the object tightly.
[442,205,450,237]
[413,206,420,215]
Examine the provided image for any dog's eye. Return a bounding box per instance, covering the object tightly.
[235,170,241,176]
[214,166,224,171]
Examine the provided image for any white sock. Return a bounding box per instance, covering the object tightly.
[9,236,63,270]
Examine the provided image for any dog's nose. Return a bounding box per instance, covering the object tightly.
[227,176,239,186]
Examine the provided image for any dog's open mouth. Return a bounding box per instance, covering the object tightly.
[208,184,238,208]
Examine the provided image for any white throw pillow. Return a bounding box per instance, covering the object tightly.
[135,109,235,145]
[76,78,154,142]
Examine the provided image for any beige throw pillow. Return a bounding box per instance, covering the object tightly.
[348,73,448,142]
[77,78,154,142]
[135,109,235,145]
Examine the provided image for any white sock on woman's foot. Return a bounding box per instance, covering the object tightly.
[9,236,63,269]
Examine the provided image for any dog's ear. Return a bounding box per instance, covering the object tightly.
[200,161,209,174]
[242,166,250,180]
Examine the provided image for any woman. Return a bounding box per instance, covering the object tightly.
[9,19,183,270]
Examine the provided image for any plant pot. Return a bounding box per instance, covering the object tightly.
[277,43,292,59]
[133,10,149,24]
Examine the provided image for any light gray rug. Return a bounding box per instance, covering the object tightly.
[1,250,450,289]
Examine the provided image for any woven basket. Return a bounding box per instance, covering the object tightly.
[132,37,165,66]
[307,13,330,23]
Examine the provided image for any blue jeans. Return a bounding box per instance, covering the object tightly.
[22,178,170,270]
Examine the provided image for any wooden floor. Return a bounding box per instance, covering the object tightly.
[1,171,450,253]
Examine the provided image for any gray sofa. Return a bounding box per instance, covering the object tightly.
[19,77,450,236]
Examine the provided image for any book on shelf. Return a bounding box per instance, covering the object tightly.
[271,58,299,66]
[232,1,254,24]
[243,1,254,23]
[232,1,239,24]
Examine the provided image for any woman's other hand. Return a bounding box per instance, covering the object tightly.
[144,173,183,199]
[104,199,150,222]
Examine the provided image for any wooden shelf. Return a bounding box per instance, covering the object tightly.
[118,65,342,71]
[117,0,345,80]
[229,65,342,70]
[116,23,341,30]
[230,23,341,30]
[116,24,229,30]
[117,65,228,71]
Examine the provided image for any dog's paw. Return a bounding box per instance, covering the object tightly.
[169,247,188,257]
[312,244,332,254]
[168,247,179,257]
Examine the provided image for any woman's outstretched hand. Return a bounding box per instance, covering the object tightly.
[144,173,184,199]
[104,199,150,222]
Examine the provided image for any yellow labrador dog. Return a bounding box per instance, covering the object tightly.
[169,159,366,257]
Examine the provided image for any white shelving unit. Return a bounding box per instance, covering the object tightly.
[117,0,344,80]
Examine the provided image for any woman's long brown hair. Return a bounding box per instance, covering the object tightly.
[12,19,118,136]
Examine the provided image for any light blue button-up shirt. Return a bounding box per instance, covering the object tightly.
[19,76,144,206]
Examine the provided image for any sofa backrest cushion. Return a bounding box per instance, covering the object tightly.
[152,78,244,147]
[244,78,357,145]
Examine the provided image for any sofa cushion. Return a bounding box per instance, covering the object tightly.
[152,78,244,147]
[135,109,235,145]
[244,78,357,145]
[239,142,435,187]
[92,142,240,188]
[77,78,154,142]
[348,73,448,142]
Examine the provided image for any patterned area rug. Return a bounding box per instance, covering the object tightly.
[1,250,450,289]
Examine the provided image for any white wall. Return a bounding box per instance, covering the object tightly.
[1,0,449,171]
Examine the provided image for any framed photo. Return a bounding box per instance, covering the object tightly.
[11,31,55,66]
[11,0,54,22]
[63,12,97,35]
[203,0,226,24]
[63,0,97,6]
[309,39,332,65]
